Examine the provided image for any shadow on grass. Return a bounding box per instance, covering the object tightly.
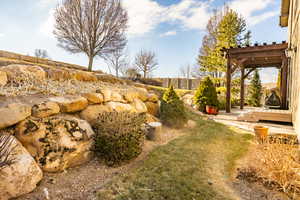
[97,112,254,200]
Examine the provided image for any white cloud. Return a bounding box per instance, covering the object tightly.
[160,31,177,37]
[40,9,55,37]
[229,0,277,25]
[39,0,277,38]
[124,0,211,37]
[0,33,5,37]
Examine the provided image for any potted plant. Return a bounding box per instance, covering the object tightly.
[206,104,219,115]
[194,77,219,114]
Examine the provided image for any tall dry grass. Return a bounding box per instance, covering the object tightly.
[242,135,300,198]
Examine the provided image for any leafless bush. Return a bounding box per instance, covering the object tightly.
[0,134,16,169]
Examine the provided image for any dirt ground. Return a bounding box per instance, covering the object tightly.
[15,127,185,200]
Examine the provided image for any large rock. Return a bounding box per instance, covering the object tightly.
[0,135,43,200]
[106,102,136,112]
[1,64,46,81]
[131,98,147,113]
[70,70,98,82]
[145,102,159,117]
[147,93,159,103]
[146,113,160,123]
[50,96,88,113]
[32,101,60,118]
[16,115,95,172]
[0,104,31,129]
[82,93,104,104]
[124,89,149,102]
[182,94,194,106]
[80,105,113,125]
[0,71,8,86]
[98,89,125,102]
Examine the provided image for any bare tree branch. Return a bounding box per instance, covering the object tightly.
[53,0,128,71]
[104,48,129,77]
[0,134,16,169]
[134,50,158,78]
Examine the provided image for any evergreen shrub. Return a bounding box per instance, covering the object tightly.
[194,76,219,112]
[160,86,187,128]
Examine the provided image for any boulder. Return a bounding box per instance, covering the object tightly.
[49,96,88,113]
[1,64,46,81]
[124,88,149,102]
[145,102,159,117]
[123,90,140,102]
[0,104,31,129]
[82,93,104,104]
[147,93,159,103]
[111,91,125,102]
[0,71,7,86]
[32,101,60,118]
[131,98,147,113]
[182,94,194,106]
[45,67,72,81]
[0,135,43,200]
[16,115,95,172]
[80,105,113,125]
[70,70,98,82]
[106,102,136,113]
[98,89,125,102]
[146,113,160,123]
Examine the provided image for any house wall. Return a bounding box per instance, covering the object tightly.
[287,0,300,134]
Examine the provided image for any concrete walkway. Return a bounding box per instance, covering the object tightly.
[209,107,296,135]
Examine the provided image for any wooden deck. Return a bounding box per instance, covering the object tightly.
[237,109,292,123]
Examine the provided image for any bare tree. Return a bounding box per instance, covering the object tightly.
[104,48,129,77]
[53,0,128,71]
[134,50,158,78]
[0,134,15,169]
[179,64,191,79]
[34,49,50,59]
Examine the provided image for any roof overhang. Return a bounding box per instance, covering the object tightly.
[280,0,290,27]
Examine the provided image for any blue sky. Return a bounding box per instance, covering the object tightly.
[0,0,287,82]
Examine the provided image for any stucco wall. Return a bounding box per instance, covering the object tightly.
[288,0,300,134]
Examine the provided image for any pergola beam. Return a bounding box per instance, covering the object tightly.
[224,42,288,113]
[226,57,231,113]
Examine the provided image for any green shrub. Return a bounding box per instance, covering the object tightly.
[247,69,262,107]
[160,86,187,128]
[194,76,219,112]
[93,111,146,166]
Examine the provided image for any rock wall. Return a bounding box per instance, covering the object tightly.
[0,64,160,199]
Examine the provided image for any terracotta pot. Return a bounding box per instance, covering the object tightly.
[254,126,269,143]
[206,105,218,115]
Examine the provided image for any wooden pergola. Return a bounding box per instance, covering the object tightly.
[223,42,288,113]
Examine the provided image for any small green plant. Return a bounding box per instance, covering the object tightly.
[194,76,219,112]
[93,111,146,166]
[247,69,262,107]
[160,86,187,128]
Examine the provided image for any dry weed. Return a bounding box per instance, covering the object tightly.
[240,136,300,198]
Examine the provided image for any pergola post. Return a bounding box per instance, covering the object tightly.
[226,57,231,113]
[240,67,245,110]
[281,57,288,109]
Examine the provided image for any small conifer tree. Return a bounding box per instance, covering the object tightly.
[247,69,262,107]
[194,76,219,112]
[160,86,187,128]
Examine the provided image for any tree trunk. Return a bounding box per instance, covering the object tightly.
[88,56,94,71]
